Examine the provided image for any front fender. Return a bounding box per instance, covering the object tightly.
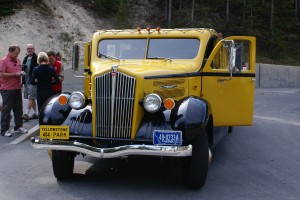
[39,94,92,137]
[170,96,209,141]
[39,94,72,125]
[136,96,209,142]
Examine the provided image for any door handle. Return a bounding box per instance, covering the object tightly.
[217,77,231,83]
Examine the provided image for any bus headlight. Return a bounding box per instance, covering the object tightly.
[69,92,86,110]
[143,93,162,113]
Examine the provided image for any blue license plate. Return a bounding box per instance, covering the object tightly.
[153,130,182,145]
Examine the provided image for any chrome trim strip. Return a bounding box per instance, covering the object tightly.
[111,67,117,137]
[160,84,177,89]
[31,138,192,158]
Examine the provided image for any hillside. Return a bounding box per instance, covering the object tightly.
[1,0,300,66]
[0,0,111,64]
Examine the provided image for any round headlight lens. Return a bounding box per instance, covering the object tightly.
[144,93,162,113]
[69,92,86,110]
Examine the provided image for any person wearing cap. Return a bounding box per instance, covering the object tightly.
[0,45,28,137]
[22,44,39,121]
[47,50,64,94]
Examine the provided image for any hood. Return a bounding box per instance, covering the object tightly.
[91,60,199,77]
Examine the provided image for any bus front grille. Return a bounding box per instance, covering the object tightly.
[95,72,136,138]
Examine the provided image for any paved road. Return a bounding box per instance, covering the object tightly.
[0,89,299,200]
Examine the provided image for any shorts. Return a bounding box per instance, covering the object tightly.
[24,84,37,100]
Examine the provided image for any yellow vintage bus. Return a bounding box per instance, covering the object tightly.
[31,28,256,189]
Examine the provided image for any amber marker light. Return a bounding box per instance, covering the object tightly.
[164,98,175,110]
[156,26,161,32]
[218,32,223,38]
[146,27,151,32]
[136,26,141,32]
[58,95,68,106]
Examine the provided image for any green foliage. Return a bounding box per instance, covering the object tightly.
[0,0,14,16]
[158,0,300,65]
[59,32,74,43]
[95,0,118,17]
[116,0,129,29]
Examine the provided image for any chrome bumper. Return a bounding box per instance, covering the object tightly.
[31,137,192,158]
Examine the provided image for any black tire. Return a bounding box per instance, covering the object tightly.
[52,150,75,180]
[182,129,209,189]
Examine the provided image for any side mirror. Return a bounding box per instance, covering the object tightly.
[234,43,243,71]
[72,42,80,71]
[229,42,244,72]
[229,40,236,72]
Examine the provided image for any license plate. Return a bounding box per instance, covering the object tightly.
[40,125,69,139]
[153,130,182,145]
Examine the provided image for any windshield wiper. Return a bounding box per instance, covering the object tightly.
[147,57,172,61]
[99,53,120,61]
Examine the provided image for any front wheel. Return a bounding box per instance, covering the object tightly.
[52,150,75,180]
[182,129,209,189]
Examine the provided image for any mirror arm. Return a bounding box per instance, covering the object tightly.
[217,40,235,83]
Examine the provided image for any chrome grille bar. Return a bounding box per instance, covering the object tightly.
[95,72,136,138]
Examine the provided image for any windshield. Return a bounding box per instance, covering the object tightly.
[98,39,146,59]
[98,38,200,59]
[147,38,200,59]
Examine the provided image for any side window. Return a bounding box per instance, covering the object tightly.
[210,40,250,71]
[231,40,251,71]
[239,40,250,71]
[211,44,230,69]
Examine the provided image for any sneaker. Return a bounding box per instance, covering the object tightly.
[30,113,39,119]
[23,114,29,121]
[14,127,28,134]
[2,130,12,137]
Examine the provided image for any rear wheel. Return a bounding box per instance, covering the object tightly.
[182,129,209,189]
[52,150,75,180]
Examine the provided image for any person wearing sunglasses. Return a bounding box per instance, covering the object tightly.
[0,45,28,137]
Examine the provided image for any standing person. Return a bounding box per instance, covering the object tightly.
[0,45,28,137]
[31,52,60,112]
[22,44,39,121]
[47,50,64,94]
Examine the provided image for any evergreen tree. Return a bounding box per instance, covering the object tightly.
[95,0,118,17]
[116,0,129,28]
[0,0,14,16]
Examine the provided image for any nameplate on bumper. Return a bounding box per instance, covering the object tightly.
[153,130,182,145]
[40,125,70,140]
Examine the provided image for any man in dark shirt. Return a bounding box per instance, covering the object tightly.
[22,44,39,121]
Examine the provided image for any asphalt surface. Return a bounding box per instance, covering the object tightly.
[0,88,299,200]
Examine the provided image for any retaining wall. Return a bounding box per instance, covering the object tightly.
[62,64,300,91]
[256,64,300,88]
